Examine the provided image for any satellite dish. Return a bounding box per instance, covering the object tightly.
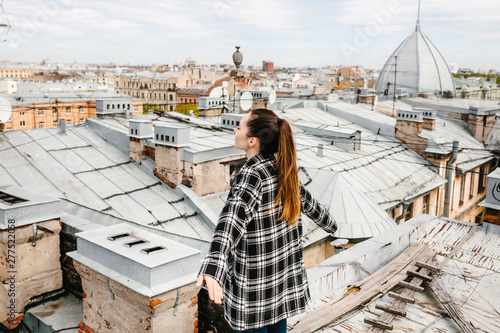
[278,82,283,89]
[222,81,228,88]
[0,97,12,123]
[209,86,230,103]
[268,90,276,105]
[240,91,253,111]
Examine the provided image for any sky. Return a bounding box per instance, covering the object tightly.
[0,0,499,71]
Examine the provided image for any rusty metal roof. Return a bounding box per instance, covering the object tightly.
[294,216,500,332]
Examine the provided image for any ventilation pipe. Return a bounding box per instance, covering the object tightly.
[59,118,66,134]
[444,141,459,217]
[317,144,324,157]
[395,199,410,224]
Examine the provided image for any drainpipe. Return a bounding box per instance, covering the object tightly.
[444,141,459,217]
[395,199,410,224]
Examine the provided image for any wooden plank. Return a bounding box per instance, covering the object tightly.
[416,261,440,272]
[397,280,424,292]
[375,304,406,317]
[364,318,393,330]
[407,270,432,281]
[289,243,436,332]
[388,291,415,304]
[368,265,435,333]
[425,279,477,333]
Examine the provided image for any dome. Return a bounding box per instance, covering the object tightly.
[375,23,455,98]
[114,66,123,75]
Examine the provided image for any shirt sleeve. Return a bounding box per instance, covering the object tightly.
[198,167,262,286]
[300,185,337,234]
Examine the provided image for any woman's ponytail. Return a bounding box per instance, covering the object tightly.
[275,118,300,225]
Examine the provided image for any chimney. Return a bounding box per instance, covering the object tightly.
[128,120,153,164]
[153,124,190,189]
[317,144,324,157]
[414,107,436,130]
[68,223,200,333]
[59,118,66,134]
[0,185,62,329]
[395,109,428,157]
[467,106,496,142]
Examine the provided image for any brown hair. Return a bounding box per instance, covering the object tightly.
[246,109,300,225]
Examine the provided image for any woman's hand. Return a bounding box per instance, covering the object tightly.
[196,274,224,305]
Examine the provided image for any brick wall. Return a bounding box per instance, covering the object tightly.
[60,231,83,298]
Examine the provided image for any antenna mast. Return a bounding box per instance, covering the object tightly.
[416,0,421,30]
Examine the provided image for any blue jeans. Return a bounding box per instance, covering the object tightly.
[236,319,287,333]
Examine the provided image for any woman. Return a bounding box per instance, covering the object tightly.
[196,108,337,333]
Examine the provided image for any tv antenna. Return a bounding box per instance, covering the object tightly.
[0,1,11,42]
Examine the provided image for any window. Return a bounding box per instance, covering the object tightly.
[478,166,486,192]
[52,107,57,115]
[19,112,25,116]
[20,121,26,127]
[53,121,58,127]
[67,119,72,124]
[169,94,173,101]
[459,175,465,206]
[38,109,44,115]
[422,193,430,214]
[156,134,159,140]
[66,107,71,114]
[161,135,164,141]
[39,122,44,128]
[79,106,85,113]
[130,129,133,135]
[135,129,137,135]
[166,136,170,142]
[134,106,138,112]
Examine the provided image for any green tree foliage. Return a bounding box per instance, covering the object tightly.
[174,104,199,117]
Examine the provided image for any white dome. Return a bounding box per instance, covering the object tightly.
[375,24,456,98]
[114,66,123,75]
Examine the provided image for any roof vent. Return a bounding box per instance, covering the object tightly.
[396,109,423,122]
[154,124,190,147]
[129,120,153,139]
[107,233,131,241]
[220,113,244,129]
[413,107,435,119]
[141,246,167,254]
[124,239,149,247]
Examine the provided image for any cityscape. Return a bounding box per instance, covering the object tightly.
[0,0,499,333]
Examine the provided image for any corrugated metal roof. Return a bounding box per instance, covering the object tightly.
[0,126,212,249]
[295,216,500,333]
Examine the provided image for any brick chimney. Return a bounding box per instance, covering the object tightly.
[0,185,62,330]
[68,223,200,333]
[128,120,153,164]
[413,107,436,130]
[467,106,497,142]
[395,109,429,157]
[153,124,190,189]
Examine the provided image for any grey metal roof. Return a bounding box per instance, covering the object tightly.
[322,100,494,174]
[293,215,500,332]
[279,106,447,210]
[0,125,212,250]
[3,92,139,107]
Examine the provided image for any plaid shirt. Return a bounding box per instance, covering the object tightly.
[199,153,337,331]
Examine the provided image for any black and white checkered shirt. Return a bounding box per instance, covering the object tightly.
[199,153,337,331]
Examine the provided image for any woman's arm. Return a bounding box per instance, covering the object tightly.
[300,185,337,234]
